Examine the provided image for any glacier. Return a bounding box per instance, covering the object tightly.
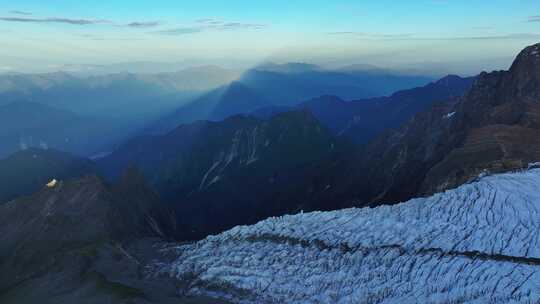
[158,169,540,303]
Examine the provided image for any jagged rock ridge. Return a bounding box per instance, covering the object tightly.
[100,110,339,240]
[0,173,181,303]
[346,42,540,204]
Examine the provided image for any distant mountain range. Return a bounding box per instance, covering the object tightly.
[149,82,269,133]
[0,67,238,119]
[148,63,433,132]
[0,63,434,156]
[253,74,475,144]
[0,63,431,120]
[0,70,216,158]
[240,62,433,102]
[0,101,129,158]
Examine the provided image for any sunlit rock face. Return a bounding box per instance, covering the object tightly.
[160,168,540,303]
[46,179,57,188]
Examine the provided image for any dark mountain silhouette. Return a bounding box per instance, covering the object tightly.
[251,75,474,144]
[100,110,341,239]
[241,63,433,102]
[101,74,475,240]
[335,75,475,143]
[149,64,434,133]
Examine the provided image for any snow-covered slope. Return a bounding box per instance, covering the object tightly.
[159,169,540,303]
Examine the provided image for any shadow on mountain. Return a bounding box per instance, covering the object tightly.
[149,64,434,133]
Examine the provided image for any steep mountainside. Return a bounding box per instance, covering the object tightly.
[252,75,474,144]
[0,172,202,304]
[358,42,540,203]
[337,75,474,143]
[100,111,341,239]
[100,73,473,240]
[0,148,97,203]
[160,168,540,303]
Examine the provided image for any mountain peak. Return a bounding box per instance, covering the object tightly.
[506,43,540,99]
[509,43,540,73]
[435,74,464,86]
[512,43,540,66]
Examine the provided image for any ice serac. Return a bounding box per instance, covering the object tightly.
[162,168,540,303]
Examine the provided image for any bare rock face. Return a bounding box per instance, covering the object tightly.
[422,43,540,194]
[505,43,540,101]
[361,43,540,204]
[100,110,338,240]
[0,174,178,303]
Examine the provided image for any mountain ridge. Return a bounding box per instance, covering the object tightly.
[355,42,540,204]
[247,74,474,145]
[100,110,341,239]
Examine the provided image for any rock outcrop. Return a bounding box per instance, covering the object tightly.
[359,43,540,203]
[0,173,182,303]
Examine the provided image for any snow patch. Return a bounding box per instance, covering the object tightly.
[208,175,221,187]
[443,111,456,119]
[199,159,222,190]
[528,162,540,169]
[46,179,58,188]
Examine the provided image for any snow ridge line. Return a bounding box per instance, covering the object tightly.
[241,234,540,266]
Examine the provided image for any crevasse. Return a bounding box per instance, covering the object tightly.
[160,169,540,303]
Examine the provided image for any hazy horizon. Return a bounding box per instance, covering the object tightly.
[1,1,539,75]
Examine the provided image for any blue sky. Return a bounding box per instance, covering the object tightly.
[0,0,539,74]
